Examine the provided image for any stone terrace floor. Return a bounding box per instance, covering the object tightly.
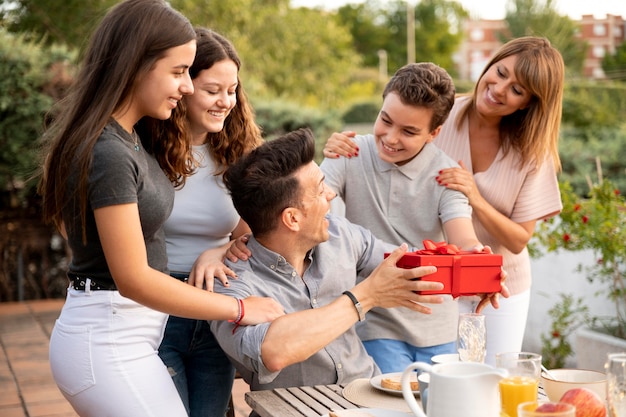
[0,299,252,417]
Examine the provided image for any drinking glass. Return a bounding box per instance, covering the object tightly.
[517,401,575,417]
[496,352,542,417]
[457,312,486,363]
[606,352,626,417]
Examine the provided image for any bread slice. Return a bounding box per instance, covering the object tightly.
[380,375,418,391]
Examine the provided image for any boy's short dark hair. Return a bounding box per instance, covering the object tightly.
[383,62,455,132]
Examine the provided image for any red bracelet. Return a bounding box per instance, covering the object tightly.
[232,298,245,334]
[236,299,245,324]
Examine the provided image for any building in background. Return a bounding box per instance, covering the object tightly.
[579,14,625,79]
[456,14,625,81]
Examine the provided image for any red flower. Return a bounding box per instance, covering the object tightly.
[563,234,571,242]
[597,258,604,265]
[615,189,620,196]
[582,215,589,224]
[552,331,560,338]
[574,204,581,211]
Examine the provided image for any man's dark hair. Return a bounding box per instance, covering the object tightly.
[223,128,316,237]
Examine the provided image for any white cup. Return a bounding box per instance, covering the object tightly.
[418,372,430,410]
[431,353,460,364]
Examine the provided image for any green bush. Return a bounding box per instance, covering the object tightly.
[562,81,626,128]
[0,29,75,208]
[253,100,343,163]
[341,99,380,124]
[534,179,626,339]
[558,125,626,196]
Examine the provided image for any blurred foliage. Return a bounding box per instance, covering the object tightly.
[562,82,626,128]
[342,100,380,124]
[534,179,626,338]
[336,0,467,76]
[253,100,343,163]
[540,293,590,369]
[502,0,586,75]
[0,28,75,207]
[172,0,362,108]
[557,82,626,196]
[558,126,626,196]
[0,0,115,47]
[602,40,626,82]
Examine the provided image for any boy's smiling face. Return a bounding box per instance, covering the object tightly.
[373,92,441,166]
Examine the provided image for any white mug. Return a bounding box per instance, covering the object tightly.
[402,361,507,417]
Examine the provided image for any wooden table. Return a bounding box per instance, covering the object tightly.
[245,381,548,417]
[245,384,360,417]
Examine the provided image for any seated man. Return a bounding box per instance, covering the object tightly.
[210,128,445,392]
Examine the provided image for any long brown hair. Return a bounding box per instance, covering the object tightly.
[457,36,563,171]
[38,0,195,233]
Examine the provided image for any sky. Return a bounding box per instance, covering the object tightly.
[290,0,626,20]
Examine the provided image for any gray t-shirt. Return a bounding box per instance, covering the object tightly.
[210,214,398,391]
[320,134,471,347]
[64,121,174,285]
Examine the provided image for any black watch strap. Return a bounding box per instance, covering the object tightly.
[343,290,365,321]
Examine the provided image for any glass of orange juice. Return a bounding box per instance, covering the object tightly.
[496,352,542,417]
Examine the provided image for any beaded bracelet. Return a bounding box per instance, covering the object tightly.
[231,298,245,334]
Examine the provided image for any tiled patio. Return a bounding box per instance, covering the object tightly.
[0,299,252,417]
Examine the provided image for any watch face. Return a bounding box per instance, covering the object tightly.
[354,301,365,321]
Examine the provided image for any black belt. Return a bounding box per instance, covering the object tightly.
[170,272,189,282]
[68,273,117,291]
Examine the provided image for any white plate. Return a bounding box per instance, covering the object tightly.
[369,372,420,396]
[321,408,412,417]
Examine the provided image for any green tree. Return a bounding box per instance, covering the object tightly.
[0,28,75,208]
[602,41,626,82]
[0,0,115,48]
[337,0,467,76]
[411,0,467,75]
[175,0,361,108]
[2,0,362,108]
[336,1,392,68]
[503,0,586,75]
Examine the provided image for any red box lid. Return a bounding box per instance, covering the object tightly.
[385,252,503,297]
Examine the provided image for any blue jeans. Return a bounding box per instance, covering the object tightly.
[159,275,235,417]
[363,339,456,373]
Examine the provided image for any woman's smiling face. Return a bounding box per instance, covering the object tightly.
[185,59,238,145]
[475,54,532,119]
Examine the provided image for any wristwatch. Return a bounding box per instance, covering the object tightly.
[343,290,365,321]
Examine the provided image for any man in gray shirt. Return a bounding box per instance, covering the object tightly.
[210,128,445,391]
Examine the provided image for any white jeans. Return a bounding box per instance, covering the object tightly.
[459,290,531,366]
[49,287,187,417]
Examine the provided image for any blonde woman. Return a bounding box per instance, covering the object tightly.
[434,36,564,365]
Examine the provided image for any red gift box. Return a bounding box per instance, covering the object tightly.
[386,240,503,298]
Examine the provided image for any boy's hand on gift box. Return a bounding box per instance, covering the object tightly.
[468,245,492,254]
[475,268,510,313]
